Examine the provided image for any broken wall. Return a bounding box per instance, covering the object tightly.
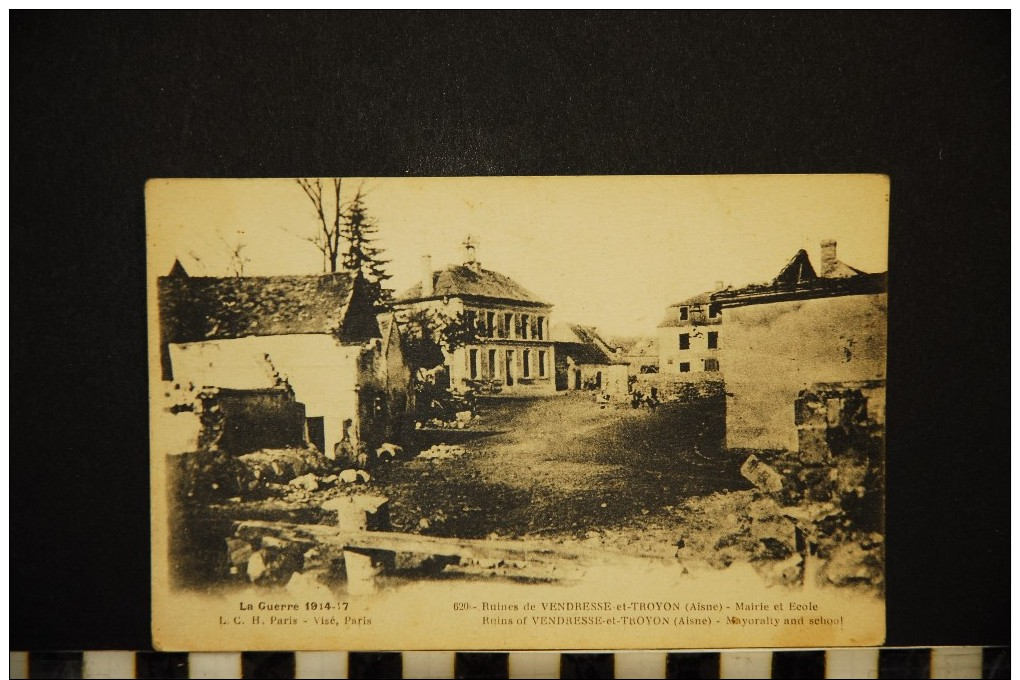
[736,380,886,591]
[169,334,363,454]
[198,388,307,455]
[723,293,886,450]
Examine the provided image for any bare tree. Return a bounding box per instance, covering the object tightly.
[296,178,343,273]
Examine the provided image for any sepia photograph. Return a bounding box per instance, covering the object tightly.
[148,175,888,651]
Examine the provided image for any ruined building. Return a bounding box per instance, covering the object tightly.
[659,240,887,451]
[157,263,410,456]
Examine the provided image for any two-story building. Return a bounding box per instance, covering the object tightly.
[393,238,557,395]
[657,288,724,375]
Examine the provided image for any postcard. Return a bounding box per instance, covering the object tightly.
[148,175,887,650]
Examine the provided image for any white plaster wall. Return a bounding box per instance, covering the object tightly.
[723,293,887,450]
[169,334,364,453]
[657,324,722,374]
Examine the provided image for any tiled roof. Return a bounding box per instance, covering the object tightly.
[616,337,657,357]
[158,272,356,345]
[552,323,628,365]
[395,264,549,306]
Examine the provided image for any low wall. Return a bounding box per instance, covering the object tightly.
[631,375,726,450]
[632,374,725,403]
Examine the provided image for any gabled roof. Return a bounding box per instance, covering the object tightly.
[614,337,657,358]
[552,323,628,365]
[159,271,358,344]
[395,264,549,306]
[772,249,818,285]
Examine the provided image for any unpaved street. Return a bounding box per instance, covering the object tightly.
[373,393,747,542]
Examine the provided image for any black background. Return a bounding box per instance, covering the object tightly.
[11,11,1009,650]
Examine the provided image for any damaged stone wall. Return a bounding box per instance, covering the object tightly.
[738,380,885,591]
[723,293,886,450]
[197,387,307,455]
[632,374,725,404]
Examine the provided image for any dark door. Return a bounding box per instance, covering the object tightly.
[505,350,514,386]
[306,416,325,453]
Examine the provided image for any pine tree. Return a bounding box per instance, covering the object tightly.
[340,185,393,304]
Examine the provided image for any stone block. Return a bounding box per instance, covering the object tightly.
[740,454,784,493]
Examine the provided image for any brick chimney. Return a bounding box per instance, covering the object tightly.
[421,254,434,297]
[820,240,838,277]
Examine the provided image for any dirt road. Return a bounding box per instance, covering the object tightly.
[373,392,748,541]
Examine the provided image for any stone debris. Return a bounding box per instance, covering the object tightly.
[246,551,266,581]
[740,454,785,493]
[288,473,319,491]
[418,444,466,460]
[816,536,884,588]
[322,494,390,531]
[337,468,372,484]
[375,443,403,460]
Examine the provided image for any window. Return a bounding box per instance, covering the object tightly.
[538,350,547,377]
[678,333,690,350]
[709,303,721,319]
[465,310,477,333]
[469,349,479,379]
[704,358,720,372]
[536,316,545,340]
[522,349,531,378]
[486,311,496,337]
[521,314,530,339]
[504,313,513,338]
[707,331,718,349]
[488,349,497,378]
[678,306,689,321]
[678,362,691,373]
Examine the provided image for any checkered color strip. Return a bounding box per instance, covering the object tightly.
[10,647,1007,679]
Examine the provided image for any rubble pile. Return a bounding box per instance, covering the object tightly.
[745,383,884,590]
[674,382,885,592]
[417,444,467,461]
[224,492,392,590]
[417,410,475,430]
[171,445,387,503]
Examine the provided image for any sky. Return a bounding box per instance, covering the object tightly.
[146,175,889,337]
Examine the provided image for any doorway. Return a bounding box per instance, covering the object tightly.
[306,416,325,453]
[505,350,515,386]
